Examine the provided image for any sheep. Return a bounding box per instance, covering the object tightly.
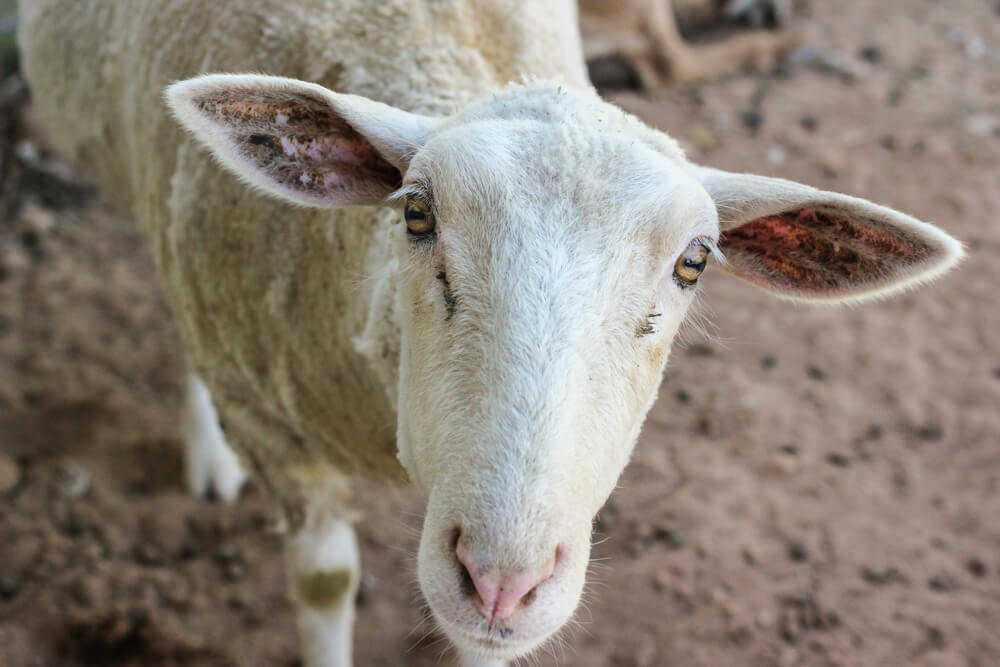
[17,0,962,665]
[579,0,805,88]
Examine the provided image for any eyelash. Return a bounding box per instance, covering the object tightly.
[407,231,437,248]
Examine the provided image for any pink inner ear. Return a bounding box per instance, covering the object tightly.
[718,207,935,296]
[194,90,401,203]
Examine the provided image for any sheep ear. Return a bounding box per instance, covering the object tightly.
[166,74,437,208]
[695,167,964,302]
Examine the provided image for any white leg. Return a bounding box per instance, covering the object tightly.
[183,373,247,502]
[455,650,507,667]
[287,515,360,667]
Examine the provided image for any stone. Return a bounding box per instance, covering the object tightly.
[0,454,20,493]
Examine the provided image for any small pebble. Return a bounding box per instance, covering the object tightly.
[779,608,800,643]
[966,557,987,578]
[665,529,686,550]
[56,461,91,499]
[814,49,870,82]
[0,454,21,494]
[127,478,151,497]
[860,565,893,585]
[925,625,947,649]
[20,204,56,235]
[688,124,719,152]
[135,542,164,566]
[739,109,764,132]
[674,389,691,404]
[781,443,800,456]
[963,36,985,60]
[178,537,202,560]
[14,140,41,167]
[19,229,39,250]
[806,365,827,380]
[916,424,944,441]
[652,570,672,593]
[928,575,953,592]
[650,526,687,549]
[695,414,718,437]
[859,45,883,64]
[826,453,850,468]
[966,115,999,137]
[815,148,842,180]
[224,561,245,582]
[799,115,818,132]
[228,590,253,611]
[767,145,787,166]
[761,355,777,369]
[756,608,776,628]
[69,576,103,607]
[763,452,800,476]
[215,545,241,565]
[0,573,19,601]
[787,541,809,562]
[63,511,88,536]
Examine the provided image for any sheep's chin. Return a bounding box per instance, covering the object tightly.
[416,550,585,664]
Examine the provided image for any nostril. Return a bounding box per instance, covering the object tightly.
[447,526,461,554]
[458,560,477,598]
[451,528,479,600]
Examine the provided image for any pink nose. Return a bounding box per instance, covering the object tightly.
[455,540,558,622]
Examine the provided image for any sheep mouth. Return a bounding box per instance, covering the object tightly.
[441,621,543,659]
[476,636,507,650]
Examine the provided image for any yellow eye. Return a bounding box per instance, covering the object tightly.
[404,198,435,236]
[674,240,711,286]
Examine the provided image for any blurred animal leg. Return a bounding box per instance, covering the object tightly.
[650,0,802,84]
[183,373,247,502]
[288,513,360,667]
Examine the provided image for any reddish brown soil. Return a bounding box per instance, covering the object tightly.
[1,1,998,665]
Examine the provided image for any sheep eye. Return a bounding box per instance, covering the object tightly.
[673,240,711,286]
[404,198,435,236]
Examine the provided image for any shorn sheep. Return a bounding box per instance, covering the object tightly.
[18,1,962,665]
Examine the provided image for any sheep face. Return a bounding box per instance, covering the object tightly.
[167,75,961,662]
[392,88,715,658]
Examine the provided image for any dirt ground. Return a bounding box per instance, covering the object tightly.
[1,1,998,665]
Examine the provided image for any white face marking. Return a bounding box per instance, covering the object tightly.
[391,87,719,659]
